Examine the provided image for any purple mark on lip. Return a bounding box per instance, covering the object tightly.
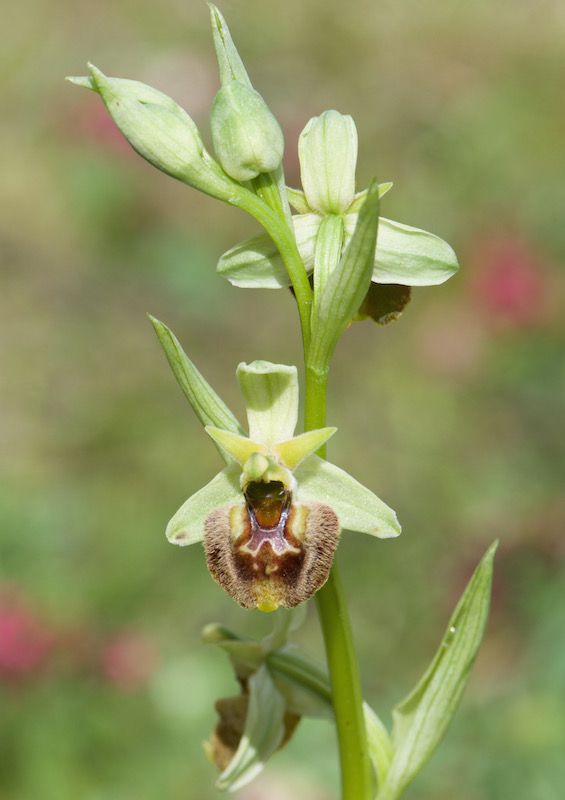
[244,506,293,555]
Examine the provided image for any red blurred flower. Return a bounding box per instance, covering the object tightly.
[0,590,53,681]
[470,235,552,327]
[100,632,157,692]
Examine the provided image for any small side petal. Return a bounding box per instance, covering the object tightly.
[205,426,266,465]
[294,456,401,539]
[274,427,337,470]
[166,466,242,546]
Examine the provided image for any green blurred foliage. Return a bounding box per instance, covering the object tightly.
[1,0,564,798]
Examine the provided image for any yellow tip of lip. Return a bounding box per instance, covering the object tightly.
[257,599,279,613]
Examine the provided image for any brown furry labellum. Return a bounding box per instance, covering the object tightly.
[203,480,340,610]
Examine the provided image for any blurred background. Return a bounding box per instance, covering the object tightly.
[1,0,564,797]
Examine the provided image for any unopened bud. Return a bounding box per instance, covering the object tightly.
[211,81,284,182]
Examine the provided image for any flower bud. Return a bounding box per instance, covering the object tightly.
[299,110,358,214]
[210,81,284,182]
[67,65,239,203]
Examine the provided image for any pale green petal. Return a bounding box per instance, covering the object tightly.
[274,427,337,470]
[216,665,286,792]
[236,362,298,444]
[166,466,242,546]
[216,213,321,289]
[205,426,265,465]
[295,456,400,539]
[344,215,459,287]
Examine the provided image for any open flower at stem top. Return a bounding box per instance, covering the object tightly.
[217,110,459,298]
[159,348,400,612]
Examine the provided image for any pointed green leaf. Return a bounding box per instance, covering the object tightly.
[209,3,253,89]
[312,214,345,320]
[202,624,264,680]
[344,215,459,287]
[236,362,298,445]
[295,455,400,539]
[217,213,320,289]
[364,702,394,790]
[166,466,242,546]
[377,542,498,800]
[215,665,286,792]
[309,180,381,368]
[150,316,244,437]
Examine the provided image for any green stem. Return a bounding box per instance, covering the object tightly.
[304,365,373,800]
[237,191,313,353]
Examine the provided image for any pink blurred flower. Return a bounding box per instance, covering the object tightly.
[0,590,53,681]
[470,235,552,327]
[100,632,157,692]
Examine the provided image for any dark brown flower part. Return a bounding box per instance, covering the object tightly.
[208,692,300,772]
[203,480,340,610]
[355,283,412,325]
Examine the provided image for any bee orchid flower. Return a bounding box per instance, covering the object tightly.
[165,358,400,611]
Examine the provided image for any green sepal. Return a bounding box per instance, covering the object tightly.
[308,179,381,368]
[236,361,299,445]
[149,317,244,444]
[377,542,498,800]
[346,215,459,287]
[165,465,242,546]
[217,213,320,289]
[215,665,286,792]
[294,455,400,539]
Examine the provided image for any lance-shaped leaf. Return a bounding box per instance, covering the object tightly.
[377,542,498,800]
[67,66,242,203]
[215,665,286,792]
[308,179,380,369]
[150,316,244,435]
